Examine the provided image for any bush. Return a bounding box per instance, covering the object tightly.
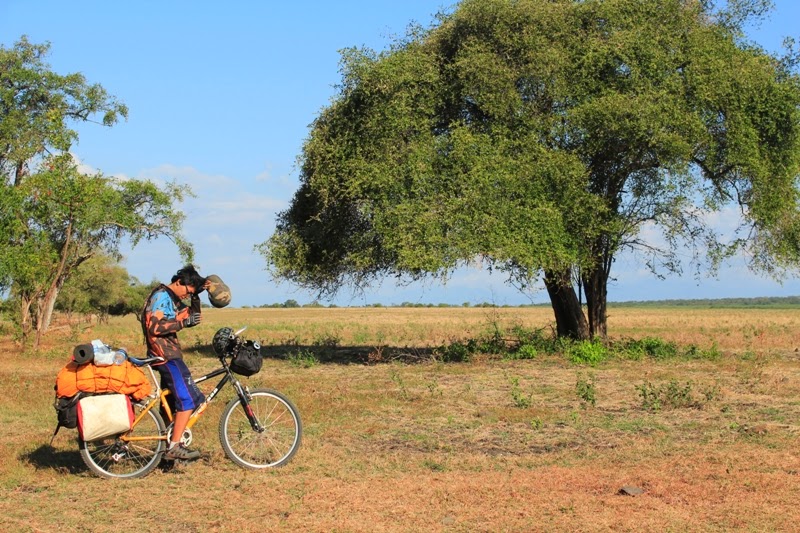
[684,342,721,360]
[510,325,558,354]
[568,340,608,366]
[636,380,699,411]
[509,377,532,408]
[287,349,319,368]
[506,343,538,360]
[620,337,678,359]
[575,373,597,408]
[434,340,474,362]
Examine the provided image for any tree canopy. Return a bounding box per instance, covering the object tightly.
[0,37,128,184]
[263,0,800,338]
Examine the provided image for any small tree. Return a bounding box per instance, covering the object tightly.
[56,254,160,321]
[261,0,800,339]
[0,37,191,347]
[3,155,190,345]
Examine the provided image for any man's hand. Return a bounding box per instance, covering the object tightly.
[195,279,212,296]
[183,312,202,328]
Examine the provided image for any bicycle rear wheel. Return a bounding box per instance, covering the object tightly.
[218,388,302,469]
[79,402,167,479]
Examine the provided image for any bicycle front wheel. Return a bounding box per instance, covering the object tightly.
[79,402,167,479]
[218,388,302,469]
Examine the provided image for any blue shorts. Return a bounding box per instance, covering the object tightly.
[156,359,205,412]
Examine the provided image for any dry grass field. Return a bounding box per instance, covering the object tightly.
[2,306,800,532]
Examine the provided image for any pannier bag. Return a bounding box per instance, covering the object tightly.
[50,392,85,445]
[229,340,263,376]
[55,393,82,429]
[77,394,134,441]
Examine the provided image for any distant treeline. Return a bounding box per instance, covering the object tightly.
[243,296,800,309]
[607,296,800,308]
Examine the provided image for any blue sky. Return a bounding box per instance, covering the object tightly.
[2,1,799,307]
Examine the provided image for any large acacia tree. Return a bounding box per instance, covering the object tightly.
[1,38,191,346]
[262,0,800,339]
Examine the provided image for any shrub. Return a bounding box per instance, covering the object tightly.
[509,377,532,409]
[287,349,319,368]
[568,340,607,366]
[510,325,558,354]
[636,380,700,411]
[575,373,597,408]
[506,343,538,360]
[684,342,721,360]
[621,337,678,359]
[636,381,662,411]
[434,340,474,362]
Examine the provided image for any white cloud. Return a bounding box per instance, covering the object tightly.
[204,233,226,246]
[71,154,97,175]
[185,194,285,229]
[70,152,133,182]
[207,195,285,212]
[121,164,287,230]
[138,164,237,190]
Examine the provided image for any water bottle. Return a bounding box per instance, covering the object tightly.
[91,339,110,355]
[90,339,117,366]
[113,348,128,365]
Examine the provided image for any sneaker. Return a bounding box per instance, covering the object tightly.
[164,444,200,461]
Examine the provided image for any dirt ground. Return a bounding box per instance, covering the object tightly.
[1,307,799,531]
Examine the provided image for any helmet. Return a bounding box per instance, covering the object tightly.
[206,274,231,308]
[212,327,235,356]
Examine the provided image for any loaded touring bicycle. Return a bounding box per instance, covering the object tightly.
[57,326,302,479]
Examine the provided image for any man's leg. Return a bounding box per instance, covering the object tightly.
[171,410,191,446]
[160,359,204,461]
[165,409,200,460]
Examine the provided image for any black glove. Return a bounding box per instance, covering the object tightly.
[182,312,201,328]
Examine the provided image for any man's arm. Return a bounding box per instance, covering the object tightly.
[145,292,185,337]
[147,309,184,337]
[190,294,202,315]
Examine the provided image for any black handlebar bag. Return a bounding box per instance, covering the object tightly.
[229,341,263,376]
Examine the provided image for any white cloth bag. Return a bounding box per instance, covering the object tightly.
[77,394,134,441]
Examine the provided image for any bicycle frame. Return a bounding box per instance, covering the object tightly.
[122,359,263,444]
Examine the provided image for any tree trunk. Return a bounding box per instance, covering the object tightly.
[18,292,34,340]
[14,162,25,187]
[582,267,608,338]
[34,282,62,348]
[33,220,75,349]
[543,269,590,340]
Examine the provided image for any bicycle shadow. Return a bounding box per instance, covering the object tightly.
[23,443,85,474]
[24,442,184,476]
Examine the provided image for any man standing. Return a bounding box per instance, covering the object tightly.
[141,265,209,461]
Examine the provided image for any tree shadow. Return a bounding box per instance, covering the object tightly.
[268,343,439,365]
[23,443,86,474]
[191,342,439,365]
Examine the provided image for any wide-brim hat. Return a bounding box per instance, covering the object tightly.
[207,274,231,308]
